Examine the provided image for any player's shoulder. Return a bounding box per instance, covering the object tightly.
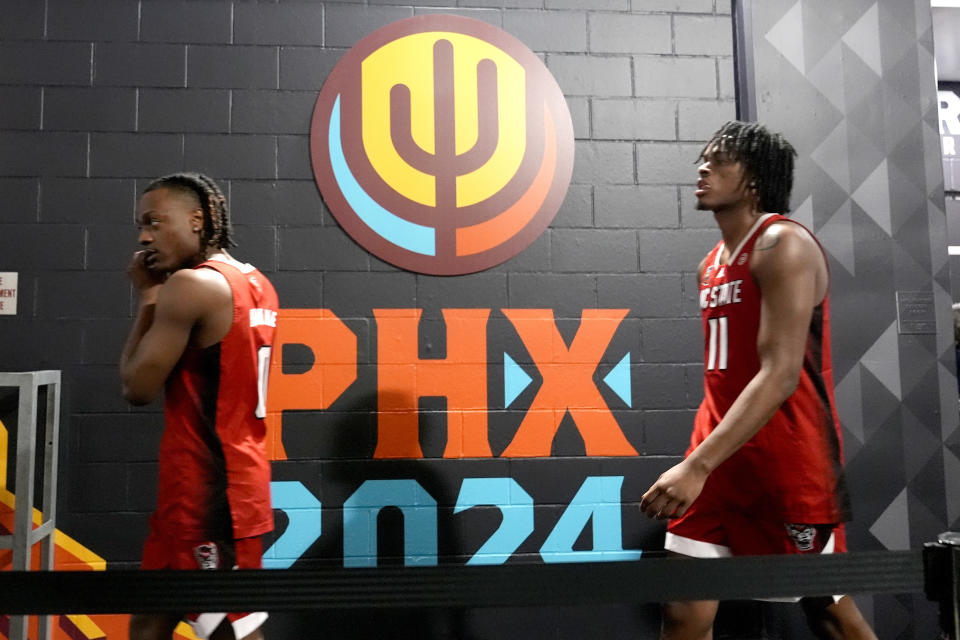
[755,219,819,258]
[161,265,232,308]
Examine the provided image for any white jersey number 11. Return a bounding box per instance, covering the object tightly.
[707,316,728,370]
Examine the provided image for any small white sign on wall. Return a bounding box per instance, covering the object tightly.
[0,273,18,315]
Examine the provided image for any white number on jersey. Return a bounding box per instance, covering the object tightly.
[255,345,272,419]
[706,316,728,371]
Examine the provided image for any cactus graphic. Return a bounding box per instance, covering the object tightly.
[389,39,500,256]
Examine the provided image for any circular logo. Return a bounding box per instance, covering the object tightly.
[310,15,575,275]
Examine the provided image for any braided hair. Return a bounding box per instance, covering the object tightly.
[143,172,235,249]
[698,121,797,213]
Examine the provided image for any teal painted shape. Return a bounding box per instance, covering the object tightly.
[603,353,632,407]
[263,481,322,569]
[503,352,533,408]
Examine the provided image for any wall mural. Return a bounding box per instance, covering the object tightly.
[309,15,575,275]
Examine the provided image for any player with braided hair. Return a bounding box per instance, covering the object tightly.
[121,173,277,640]
[640,123,876,639]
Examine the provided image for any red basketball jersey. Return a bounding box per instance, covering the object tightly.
[691,214,851,523]
[155,259,278,540]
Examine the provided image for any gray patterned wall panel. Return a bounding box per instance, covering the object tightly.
[747,0,957,632]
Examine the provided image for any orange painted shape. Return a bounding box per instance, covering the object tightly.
[265,309,358,460]
[456,106,558,256]
[501,309,638,457]
[373,309,491,458]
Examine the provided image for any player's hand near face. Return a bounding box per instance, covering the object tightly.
[127,250,166,304]
[639,459,709,520]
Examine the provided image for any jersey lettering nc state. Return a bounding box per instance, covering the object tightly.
[691,213,851,523]
[156,259,278,541]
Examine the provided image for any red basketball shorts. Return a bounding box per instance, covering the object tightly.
[141,528,268,639]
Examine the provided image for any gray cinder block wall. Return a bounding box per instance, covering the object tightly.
[0,0,949,637]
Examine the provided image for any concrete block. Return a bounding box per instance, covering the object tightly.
[324,5,414,48]
[323,272,417,314]
[0,132,87,177]
[630,0,712,12]
[588,13,671,54]
[595,184,678,228]
[565,96,590,139]
[232,90,317,135]
[138,88,230,133]
[41,178,136,224]
[634,55,717,98]
[553,183,593,228]
[229,180,325,226]
[681,270,702,315]
[548,54,632,97]
[47,0,139,42]
[718,57,735,100]
[677,99,736,141]
[36,271,130,318]
[278,135,314,179]
[232,224,278,272]
[234,3,325,46]
[279,226,370,271]
[269,271,323,308]
[548,0,628,10]
[0,178,38,222]
[0,41,91,85]
[503,10,587,53]
[183,134,277,180]
[44,87,137,132]
[506,273,598,313]
[551,228,638,272]
[592,98,676,140]
[280,47,345,90]
[635,141,704,184]
[635,364,688,408]
[74,414,160,462]
[0,86,40,129]
[140,1,232,44]
[643,409,696,454]
[641,316,701,362]
[95,43,185,88]
[90,133,182,178]
[596,273,683,317]
[674,15,733,56]
[188,45,278,89]
[416,272,508,308]
[0,0,44,40]
[86,224,136,271]
[411,8,502,27]
[572,140,634,185]
[638,228,716,271]
[488,230,552,273]
[0,223,84,270]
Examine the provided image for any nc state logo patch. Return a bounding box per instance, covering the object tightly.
[193,542,220,570]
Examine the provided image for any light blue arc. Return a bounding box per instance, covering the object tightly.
[329,95,435,256]
[504,352,533,408]
[603,352,632,408]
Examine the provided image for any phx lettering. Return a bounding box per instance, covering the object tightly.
[699,280,744,310]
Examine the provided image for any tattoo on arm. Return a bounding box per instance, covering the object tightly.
[755,234,782,252]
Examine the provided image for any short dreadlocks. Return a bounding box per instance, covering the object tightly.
[698,121,797,214]
[143,172,235,249]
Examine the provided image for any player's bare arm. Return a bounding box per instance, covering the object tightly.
[120,266,232,405]
[640,222,825,519]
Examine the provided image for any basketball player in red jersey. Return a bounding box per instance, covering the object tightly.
[120,173,277,640]
[639,122,876,640]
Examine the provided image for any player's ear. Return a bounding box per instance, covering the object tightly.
[189,208,204,233]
